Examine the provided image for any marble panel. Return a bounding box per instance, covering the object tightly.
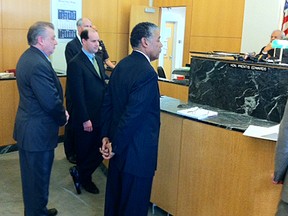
[189,57,288,123]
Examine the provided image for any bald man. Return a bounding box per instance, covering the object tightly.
[259,30,285,58]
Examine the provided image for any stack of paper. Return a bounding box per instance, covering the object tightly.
[243,124,279,141]
[177,107,218,120]
[0,72,14,79]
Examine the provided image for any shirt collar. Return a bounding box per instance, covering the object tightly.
[77,34,82,44]
[134,50,150,62]
[82,48,94,62]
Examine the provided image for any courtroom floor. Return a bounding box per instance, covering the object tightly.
[0,143,168,216]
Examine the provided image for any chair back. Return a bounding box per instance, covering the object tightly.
[157,66,166,78]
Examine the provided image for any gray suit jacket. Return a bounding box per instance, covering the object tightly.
[274,100,288,202]
[13,46,66,151]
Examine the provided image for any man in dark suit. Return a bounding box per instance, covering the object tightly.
[259,30,285,58]
[66,28,107,194]
[14,21,68,216]
[100,22,163,216]
[64,17,93,164]
[273,100,288,216]
[65,17,92,64]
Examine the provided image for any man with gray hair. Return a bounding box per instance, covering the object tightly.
[65,17,93,64]
[14,21,68,216]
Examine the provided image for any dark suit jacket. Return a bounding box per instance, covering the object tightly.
[274,100,288,202]
[66,51,107,128]
[65,37,82,64]
[101,51,161,178]
[14,46,66,151]
[64,37,82,115]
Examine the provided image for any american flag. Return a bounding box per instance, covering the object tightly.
[282,0,288,36]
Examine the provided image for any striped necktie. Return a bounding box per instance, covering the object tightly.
[93,57,101,78]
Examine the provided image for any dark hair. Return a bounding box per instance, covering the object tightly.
[27,21,54,46]
[80,29,89,40]
[130,22,158,48]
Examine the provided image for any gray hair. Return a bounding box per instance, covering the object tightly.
[76,18,83,27]
[76,18,92,27]
[27,21,54,46]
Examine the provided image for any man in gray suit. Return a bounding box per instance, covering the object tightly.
[273,100,288,216]
[14,21,68,216]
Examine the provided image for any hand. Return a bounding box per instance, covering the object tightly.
[271,173,283,184]
[263,42,272,53]
[83,120,93,132]
[99,137,115,159]
[65,110,69,120]
[64,110,69,126]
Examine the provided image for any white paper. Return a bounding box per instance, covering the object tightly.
[177,107,218,120]
[243,124,279,141]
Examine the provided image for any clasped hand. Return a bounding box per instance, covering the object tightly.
[99,137,115,159]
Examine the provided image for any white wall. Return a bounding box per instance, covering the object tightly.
[50,0,82,73]
[241,0,284,54]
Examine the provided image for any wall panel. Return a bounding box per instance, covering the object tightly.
[190,36,242,53]
[82,0,148,63]
[2,29,29,70]
[177,119,280,216]
[2,0,50,29]
[116,33,129,61]
[82,0,118,34]
[155,0,244,64]
[154,0,189,7]
[0,29,3,71]
[191,0,244,38]
[0,80,19,146]
[0,0,3,70]
[117,0,133,34]
[99,33,118,63]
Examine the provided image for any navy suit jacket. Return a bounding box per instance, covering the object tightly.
[65,37,82,64]
[66,51,107,128]
[102,51,161,178]
[14,46,66,151]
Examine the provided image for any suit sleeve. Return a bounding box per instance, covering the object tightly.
[112,72,159,155]
[65,44,74,64]
[274,101,288,182]
[101,87,113,138]
[67,60,90,125]
[30,63,66,126]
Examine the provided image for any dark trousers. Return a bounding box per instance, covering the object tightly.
[276,199,288,216]
[104,160,153,216]
[75,127,103,184]
[19,148,54,216]
[63,121,76,158]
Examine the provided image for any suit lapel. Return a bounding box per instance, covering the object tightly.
[81,51,99,78]
[80,51,103,80]
[30,46,63,100]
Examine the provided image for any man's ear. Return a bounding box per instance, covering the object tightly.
[141,37,149,48]
[37,36,44,46]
